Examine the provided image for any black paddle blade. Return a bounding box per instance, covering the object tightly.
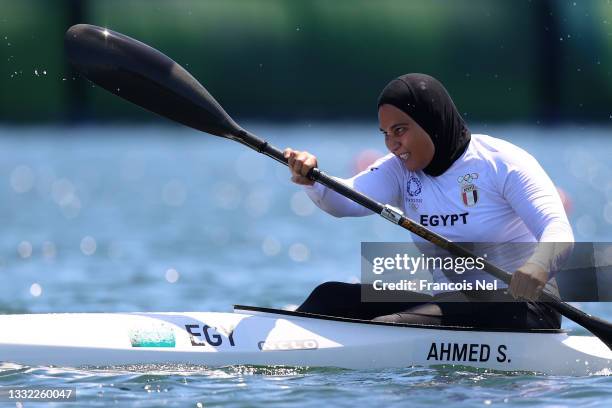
[551,300,612,351]
[65,24,243,138]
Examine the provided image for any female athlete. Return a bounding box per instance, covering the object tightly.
[283,73,573,330]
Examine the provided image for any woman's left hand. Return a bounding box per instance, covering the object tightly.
[509,263,548,301]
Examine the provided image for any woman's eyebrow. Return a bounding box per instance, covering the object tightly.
[380,122,411,132]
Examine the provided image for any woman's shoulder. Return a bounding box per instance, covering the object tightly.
[468,134,538,169]
[362,152,404,175]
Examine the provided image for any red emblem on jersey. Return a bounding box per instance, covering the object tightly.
[458,173,479,207]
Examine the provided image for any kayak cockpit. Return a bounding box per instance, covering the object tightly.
[233,305,566,333]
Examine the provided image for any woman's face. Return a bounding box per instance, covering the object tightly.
[378,104,435,172]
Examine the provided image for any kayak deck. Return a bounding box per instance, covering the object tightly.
[0,306,609,375]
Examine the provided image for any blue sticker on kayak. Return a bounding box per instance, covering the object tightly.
[129,324,176,348]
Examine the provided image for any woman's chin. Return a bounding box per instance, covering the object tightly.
[403,161,422,172]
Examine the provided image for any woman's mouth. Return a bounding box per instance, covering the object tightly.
[398,152,410,160]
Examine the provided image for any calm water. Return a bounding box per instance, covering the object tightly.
[0,124,611,407]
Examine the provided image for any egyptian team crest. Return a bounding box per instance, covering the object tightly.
[458,173,479,207]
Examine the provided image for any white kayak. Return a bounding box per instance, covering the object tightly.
[0,305,610,376]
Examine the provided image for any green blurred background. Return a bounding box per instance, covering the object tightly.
[1,0,611,123]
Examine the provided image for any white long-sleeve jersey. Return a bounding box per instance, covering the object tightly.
[305,134,574,285]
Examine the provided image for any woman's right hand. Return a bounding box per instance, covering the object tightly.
[283,148,318,186]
